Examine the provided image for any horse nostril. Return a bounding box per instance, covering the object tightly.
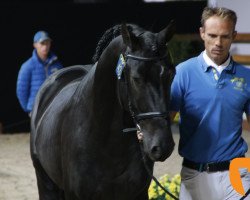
[151,146,161,155]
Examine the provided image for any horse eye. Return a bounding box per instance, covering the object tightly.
[131,76,144,86]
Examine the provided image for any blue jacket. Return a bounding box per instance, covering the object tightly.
[16,50,63,113]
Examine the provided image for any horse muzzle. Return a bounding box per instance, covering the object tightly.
[138,129,175,162]
[150,140,175,161]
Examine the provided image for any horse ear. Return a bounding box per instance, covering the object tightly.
[157,20,176,45]
[121,23,138,50]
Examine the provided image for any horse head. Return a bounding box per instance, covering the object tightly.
[117,21,176,162]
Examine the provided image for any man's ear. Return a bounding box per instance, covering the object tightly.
[232,30,237,40]
[33,43,37,49]
[199,27,205,41]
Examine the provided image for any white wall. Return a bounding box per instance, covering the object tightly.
[216,0,250,33]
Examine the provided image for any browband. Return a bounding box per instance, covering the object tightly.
[125,53,168,62]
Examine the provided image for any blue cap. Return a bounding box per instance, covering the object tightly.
[33,31,52,43]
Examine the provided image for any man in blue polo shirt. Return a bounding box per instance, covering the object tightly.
[170,7,250,200]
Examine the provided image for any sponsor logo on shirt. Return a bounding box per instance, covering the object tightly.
[231,77,247,91]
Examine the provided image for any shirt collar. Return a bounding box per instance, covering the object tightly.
[199,51,235,73]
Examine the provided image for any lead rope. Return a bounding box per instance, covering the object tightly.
[137,130,249,200]
[240,188,250,200]
[137,133,179,200]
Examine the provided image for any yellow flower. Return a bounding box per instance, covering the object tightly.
[172,174,181,185]
[148,173,181,200]
[169,182,176,193]
[148,188,158,199]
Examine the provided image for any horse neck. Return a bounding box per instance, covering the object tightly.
[91,37,125,125]
[72,37,124,112]
[93,37,125,103]
[95,36,125,82]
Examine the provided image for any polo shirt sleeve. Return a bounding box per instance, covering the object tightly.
[244,99,250,116]
[170,65,184,112]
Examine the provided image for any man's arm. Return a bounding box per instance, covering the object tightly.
[16,64,31,113]
[246,115,250,125]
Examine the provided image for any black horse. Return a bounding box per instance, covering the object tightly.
[30,22,176,200]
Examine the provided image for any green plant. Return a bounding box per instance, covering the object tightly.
[168,35,204,66]
[148,174,181,200]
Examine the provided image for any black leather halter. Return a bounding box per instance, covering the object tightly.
[119,52,179,200]
[120,52,170,133]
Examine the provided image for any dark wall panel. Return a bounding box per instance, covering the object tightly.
[0,1,206,132]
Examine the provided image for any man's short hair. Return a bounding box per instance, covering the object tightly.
[201,7,237,29]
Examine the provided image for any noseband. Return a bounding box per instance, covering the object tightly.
[116,52,170,133]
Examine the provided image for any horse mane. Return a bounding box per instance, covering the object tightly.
[92,23,145,63]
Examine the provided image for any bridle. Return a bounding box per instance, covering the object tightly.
[116,51,179,200]
[117,51,171,130]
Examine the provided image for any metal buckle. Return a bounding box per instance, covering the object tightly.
[205,162,215,172]
[198,163,210,172]
[206,164,210,172]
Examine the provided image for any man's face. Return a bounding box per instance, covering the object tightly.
[34,40,51,60]
[200,16,236,65]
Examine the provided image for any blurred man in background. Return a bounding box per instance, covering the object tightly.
[16,31,63,116]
